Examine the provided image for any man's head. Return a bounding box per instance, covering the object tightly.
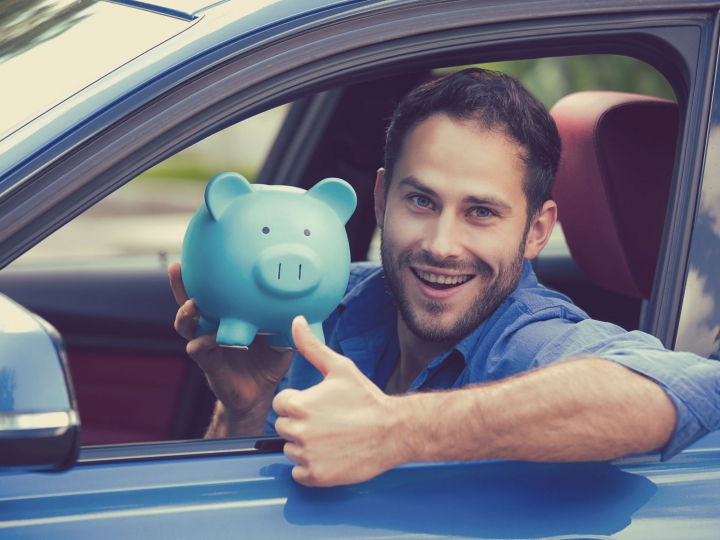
[384,68,561,223]
[375,68,561,344]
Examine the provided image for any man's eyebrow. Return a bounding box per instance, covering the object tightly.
[463,195,512,212]
[397,176,513,212]
[396,176,439,198]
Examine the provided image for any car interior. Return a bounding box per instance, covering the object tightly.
[0,55,681,448]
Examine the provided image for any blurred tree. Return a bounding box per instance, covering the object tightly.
[437,55,676,108]
[0,0,95,62]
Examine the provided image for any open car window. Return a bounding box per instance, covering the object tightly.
[0,53,679,448]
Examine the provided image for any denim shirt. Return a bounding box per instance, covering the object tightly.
[267,261,720,460]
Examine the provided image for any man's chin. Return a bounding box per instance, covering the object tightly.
[401,300,473,343]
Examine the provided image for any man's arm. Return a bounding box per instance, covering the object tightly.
[169,262,293,438]
[273,316,677,487]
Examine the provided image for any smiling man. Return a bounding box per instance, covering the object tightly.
[170,68,720,487]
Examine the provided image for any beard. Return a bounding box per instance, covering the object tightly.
[380,229,527,343]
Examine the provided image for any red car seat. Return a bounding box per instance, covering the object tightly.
[550,91,679,301]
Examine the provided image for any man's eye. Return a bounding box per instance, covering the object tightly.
[473,207,492,218]
[412,195,432,208]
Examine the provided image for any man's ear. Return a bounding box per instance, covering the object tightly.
[523,200,557,260]
[374,168,387,229]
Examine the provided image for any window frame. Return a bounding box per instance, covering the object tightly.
[0,4,715,461]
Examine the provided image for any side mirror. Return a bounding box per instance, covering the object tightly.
[0,294,80,471]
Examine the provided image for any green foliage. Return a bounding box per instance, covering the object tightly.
[146,55,675,183]
[436,55,676,109]
[138,159,260,184]
[0,0,95,62]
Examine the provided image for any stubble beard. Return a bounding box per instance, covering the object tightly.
[380,228,527,343]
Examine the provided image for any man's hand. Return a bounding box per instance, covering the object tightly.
[273,316,409,487]
[169,262,293,437]
[272,316,677,488]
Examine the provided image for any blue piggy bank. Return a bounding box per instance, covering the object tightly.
[181,172,357,350]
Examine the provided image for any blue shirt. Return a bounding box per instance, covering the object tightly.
[268,261,720,460]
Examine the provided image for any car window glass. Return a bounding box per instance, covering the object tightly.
[676,93,720,360]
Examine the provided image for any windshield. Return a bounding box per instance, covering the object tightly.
[0,0,190,140]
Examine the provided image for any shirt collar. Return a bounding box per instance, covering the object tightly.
[337,265,397,341]
[337,259,538,371]
[451,259,537,363]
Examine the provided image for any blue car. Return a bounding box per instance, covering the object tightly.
[1,0,719,537]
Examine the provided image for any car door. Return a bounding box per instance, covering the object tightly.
[1,1,720,538]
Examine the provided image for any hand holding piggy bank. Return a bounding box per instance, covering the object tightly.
[181,172,357,350]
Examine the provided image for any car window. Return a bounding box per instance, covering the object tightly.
[675,93,720,360]
[0,53,679,448]
[9,105,289,263]
[0,104,288,446]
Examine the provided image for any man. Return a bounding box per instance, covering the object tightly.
[170,68,720,487]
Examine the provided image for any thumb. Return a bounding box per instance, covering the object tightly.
[292,315,345,377]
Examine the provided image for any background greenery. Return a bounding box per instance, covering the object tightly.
[439,55,676,109]
[142,55,675,184]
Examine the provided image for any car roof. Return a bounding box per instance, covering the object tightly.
[0,0,372,185]
[0,0,717,192]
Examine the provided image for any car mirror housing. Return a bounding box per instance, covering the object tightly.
[0,294,80,471]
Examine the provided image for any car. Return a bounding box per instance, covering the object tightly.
[1,0,719,537]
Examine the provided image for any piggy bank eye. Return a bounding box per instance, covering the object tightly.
[262,227,270,234]
[304,229,311,236]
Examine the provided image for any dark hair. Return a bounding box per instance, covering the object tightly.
[383,68,562,222]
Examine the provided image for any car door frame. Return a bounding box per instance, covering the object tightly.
[0,1,717,465]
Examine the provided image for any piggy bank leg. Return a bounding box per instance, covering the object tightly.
[195,316,219,338]
[307,322,326,345]
[217,319,258,349]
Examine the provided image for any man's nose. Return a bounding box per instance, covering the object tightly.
[422,212,463,260]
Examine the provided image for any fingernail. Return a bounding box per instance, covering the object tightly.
[295,315,309,332]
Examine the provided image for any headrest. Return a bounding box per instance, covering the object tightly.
[550,91,678,299]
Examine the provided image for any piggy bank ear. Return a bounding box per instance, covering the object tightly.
[205,172,254,220]
[306,178,357,225]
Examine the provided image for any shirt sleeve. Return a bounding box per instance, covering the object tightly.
[497,317,720,460]
[582,329,720,460]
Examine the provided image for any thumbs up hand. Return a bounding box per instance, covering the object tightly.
[273,316,409,487]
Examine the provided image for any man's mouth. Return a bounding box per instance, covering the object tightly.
[412,268,476,290]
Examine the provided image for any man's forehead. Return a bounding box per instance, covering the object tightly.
[390,115,527,203]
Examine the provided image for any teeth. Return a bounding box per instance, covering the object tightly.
[416,270,472,285]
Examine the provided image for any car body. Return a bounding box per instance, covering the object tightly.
[1,0,719,537]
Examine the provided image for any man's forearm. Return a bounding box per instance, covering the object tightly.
[393,357,677,463]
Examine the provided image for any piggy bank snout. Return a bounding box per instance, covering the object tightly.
[253,246,321,297]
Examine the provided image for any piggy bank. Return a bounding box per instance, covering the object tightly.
[181,172,357,350]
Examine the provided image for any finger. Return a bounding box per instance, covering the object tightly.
[273,388,302,418]
[291,464,315,486]
[283,441,304,464]
[168,262,190,306]
[291,315,345,377]
[174,300,200,341]
[186,333,219,363]
[274,417,298,443]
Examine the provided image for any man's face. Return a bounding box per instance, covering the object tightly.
[377,114,535,343]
